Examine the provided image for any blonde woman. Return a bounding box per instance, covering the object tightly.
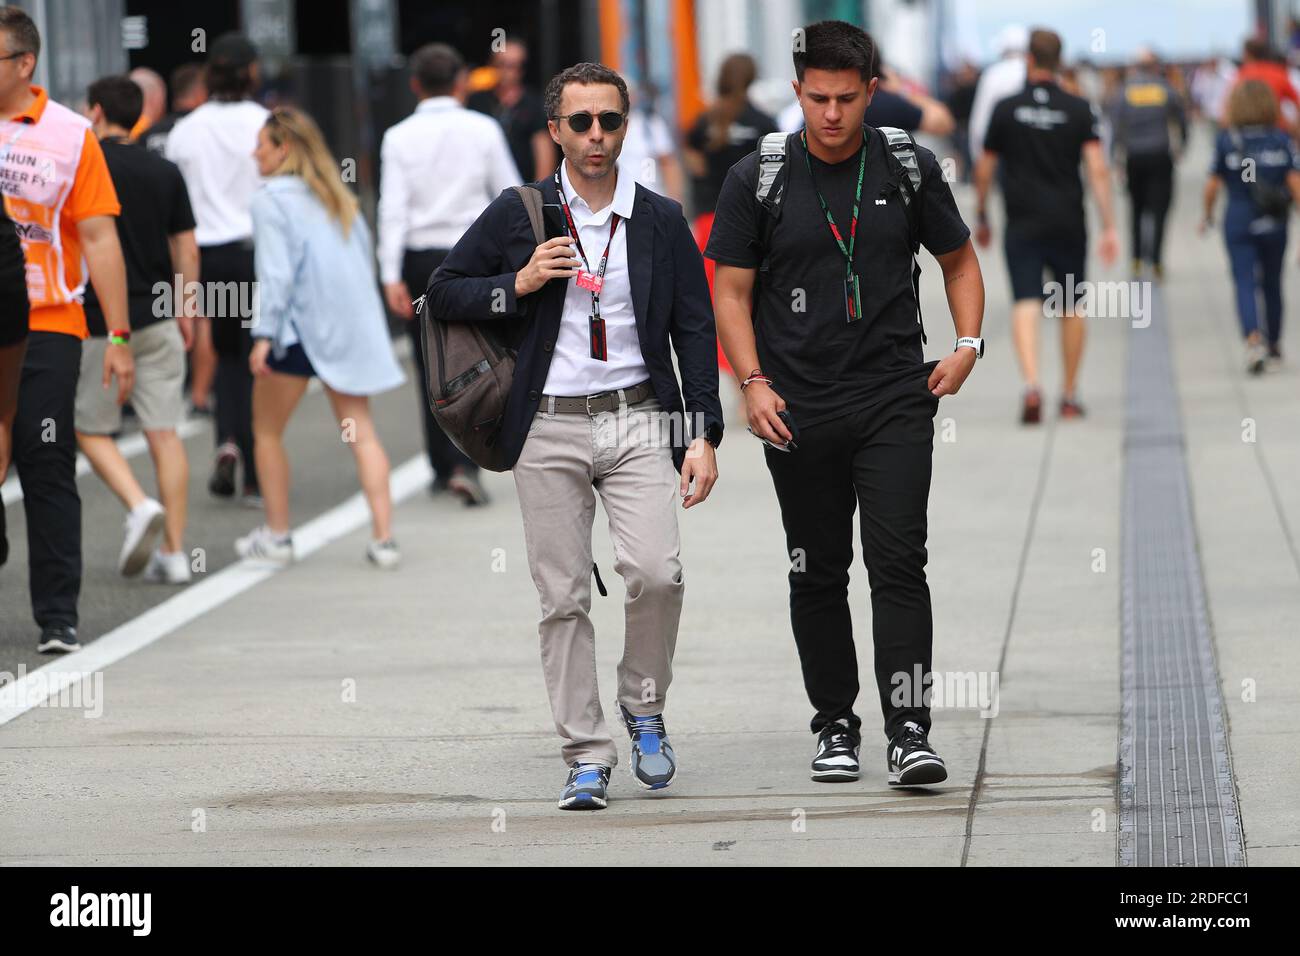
[237,107,405,567]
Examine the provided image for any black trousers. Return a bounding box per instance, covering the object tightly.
[201,241,258,492]
[764,376,939,742]
[11,331,81,629]
[1126,153,1174,267]
[402,248,477,482]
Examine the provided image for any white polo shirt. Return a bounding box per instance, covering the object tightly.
[542,160,648,397]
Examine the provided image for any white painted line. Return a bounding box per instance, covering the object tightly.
[0,453,432,726]
[1,334,413,507]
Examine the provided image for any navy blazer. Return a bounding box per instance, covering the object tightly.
[425,175,725,473]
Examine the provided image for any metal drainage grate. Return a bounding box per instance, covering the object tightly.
[1118,286,1245,867]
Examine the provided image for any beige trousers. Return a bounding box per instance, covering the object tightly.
[512,394,684,767]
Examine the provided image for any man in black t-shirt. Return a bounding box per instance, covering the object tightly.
[467,38,556,181]
[707,20,985,789]
[974,28,1117,423]
[76,75,200,584]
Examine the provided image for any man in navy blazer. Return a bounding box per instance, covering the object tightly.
[426,62,723,811]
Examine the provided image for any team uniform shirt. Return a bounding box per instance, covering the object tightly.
[1110,71,1187,158]
[984,80,1100,242]
[376,96,522,284]
[543,161,647,397]
[83,138,196,336]
[165,99,269,246]
[0,85,121,339]
[1211,125,1300,237]
[705,128,969,428]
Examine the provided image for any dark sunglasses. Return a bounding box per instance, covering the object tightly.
[555,111,625,133]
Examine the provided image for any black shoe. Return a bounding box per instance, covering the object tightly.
[811,718,861,782]
[209,443,239,498]
[37,624,81,655]
[887,721,948,787]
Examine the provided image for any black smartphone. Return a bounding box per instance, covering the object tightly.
[748,409,800,452]
[542,203,568,241]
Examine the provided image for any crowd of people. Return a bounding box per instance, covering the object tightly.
[1,3,1298,809]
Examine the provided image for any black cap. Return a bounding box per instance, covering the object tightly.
[209,32,257,67]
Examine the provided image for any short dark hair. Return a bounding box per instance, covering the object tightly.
[0,5,39,62]
[793,20,878,83]
[170,62,204,102]
[410,43,464,96]
[1028,28,1062,71]
[87,75,143,130]
[543,62,629,120]
[207,32,257,100]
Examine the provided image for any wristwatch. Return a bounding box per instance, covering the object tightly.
[955,336,984,358]
[704,422,723,449]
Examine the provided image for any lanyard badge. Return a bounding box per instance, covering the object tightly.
[556,170,620,361]
[802,130,866,323]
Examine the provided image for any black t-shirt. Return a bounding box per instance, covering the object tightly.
[467,87,551,181]
[84,138,196,337]
[141,110,189,157]
[984,80,1099,240]
[688,102,778,213]
[705,127,970,428]
[864,89,924,131]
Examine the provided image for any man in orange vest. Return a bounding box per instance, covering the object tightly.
[0,5,132,653]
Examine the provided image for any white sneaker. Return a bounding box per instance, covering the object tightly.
[119,498,166,577]
[1246,340,1267,376]
[366,538,401,569]
[143,549,192,584]
[235,525,293,565]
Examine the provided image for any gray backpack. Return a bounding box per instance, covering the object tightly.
[415,184,544,472]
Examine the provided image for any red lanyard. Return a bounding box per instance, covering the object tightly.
[555,169,620,360]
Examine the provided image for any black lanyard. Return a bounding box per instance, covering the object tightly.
[801,129,867,322]
[555,169,620,361]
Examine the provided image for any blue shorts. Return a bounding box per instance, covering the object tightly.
[267,342,317,378]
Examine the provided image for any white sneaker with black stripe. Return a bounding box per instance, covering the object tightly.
[811,718,861,782]
[888,720,947,787]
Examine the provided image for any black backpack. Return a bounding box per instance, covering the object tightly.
[752,125,928,341]
[1229,128,1293,219]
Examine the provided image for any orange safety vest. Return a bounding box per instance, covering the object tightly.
[0,85,121,338]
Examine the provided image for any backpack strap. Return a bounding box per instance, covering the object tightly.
[512,184,546,244]
[755,131,790,214]
[876,126,928,344]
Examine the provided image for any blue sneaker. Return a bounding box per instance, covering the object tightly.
[619,705,677,790]
[558,763,610,810]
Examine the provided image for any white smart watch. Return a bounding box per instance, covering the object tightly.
[955,336,985,359]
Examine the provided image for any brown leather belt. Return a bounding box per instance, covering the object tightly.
[541,380,655,415]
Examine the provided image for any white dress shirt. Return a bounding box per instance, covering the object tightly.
[377,96,522,283]
[543,161,648,397]
[165,100,270,246]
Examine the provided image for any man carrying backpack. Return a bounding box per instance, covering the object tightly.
[426,62,723,811]
[707,20,985,788]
